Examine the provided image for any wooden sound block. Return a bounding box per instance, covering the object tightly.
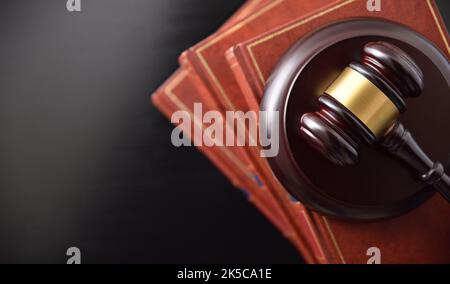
[262,19,450,220]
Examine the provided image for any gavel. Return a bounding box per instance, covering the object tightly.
[300,41,450,203]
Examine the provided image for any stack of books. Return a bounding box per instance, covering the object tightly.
[151,0,450,263]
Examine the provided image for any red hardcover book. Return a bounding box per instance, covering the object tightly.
[180,0,340,263]
[226,0,450,263]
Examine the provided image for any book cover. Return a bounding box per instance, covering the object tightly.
[227,0,450,263]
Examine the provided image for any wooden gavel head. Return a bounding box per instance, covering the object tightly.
[300,41,424,166]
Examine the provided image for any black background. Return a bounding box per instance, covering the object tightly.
[0,0,448,264]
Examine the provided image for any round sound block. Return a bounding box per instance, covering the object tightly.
[262,19,450,221]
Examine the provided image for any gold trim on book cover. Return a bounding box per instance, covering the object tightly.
[427,0,450,54]
[301,209,326,261]
[164,70,253,180]
[322,216,346,264]
[247,0,355,85]
[241,0,449,263]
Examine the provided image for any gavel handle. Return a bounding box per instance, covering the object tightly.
[381,121,450,203]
